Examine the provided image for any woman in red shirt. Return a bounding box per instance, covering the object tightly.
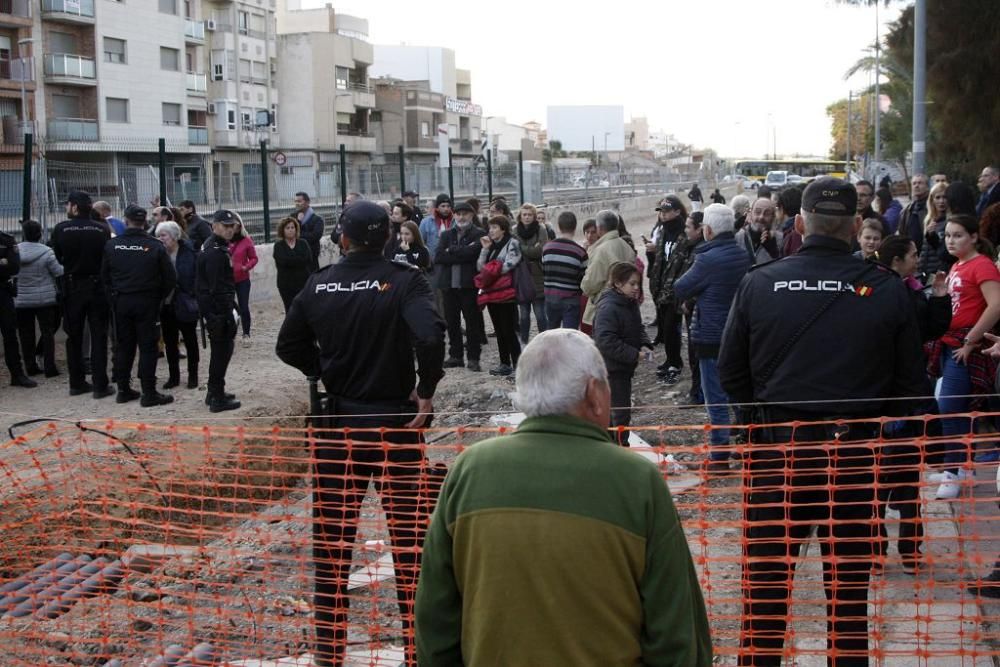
[229,215,259,347]
[932,214,1000,499]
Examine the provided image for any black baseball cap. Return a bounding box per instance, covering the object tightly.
[123,205,147,223]
[802,177,857,214]
[341,200,389,246]
[66,190,92,208]
[435,193,453,207]
[402,190,419,198]
[656,196,682,212]
[452,202,475,214]
[212,209,238,225]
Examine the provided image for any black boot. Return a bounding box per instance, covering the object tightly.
[207,393,241,413]
[116,386,141,403]
[163,376,181,390]
[141,390,174,407]
[10,374,38,388]
[205,390,235,406]
[187,373,199,389]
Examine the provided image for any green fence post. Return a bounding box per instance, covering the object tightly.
[398,145,405,195]
[518,150,524,206]
[486,149,493,204]
[260,139,270,242]
[339,144,347,206]
[158,138,167,205]
[21,133,32,224]
[447,147,454,202]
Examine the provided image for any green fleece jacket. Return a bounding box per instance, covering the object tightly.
[415,415,712,667]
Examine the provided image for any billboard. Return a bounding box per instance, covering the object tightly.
[546,105,625,152]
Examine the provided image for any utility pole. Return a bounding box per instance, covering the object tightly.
[912,0,927,175]
[873,1,881,164]
[846,91,852,171]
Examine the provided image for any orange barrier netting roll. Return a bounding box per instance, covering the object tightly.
[1,414,1000,665]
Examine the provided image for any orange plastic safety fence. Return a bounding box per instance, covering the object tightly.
[1,413,1000,666]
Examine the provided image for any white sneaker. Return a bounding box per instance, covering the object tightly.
[935,471,965,500]
[241,334,251,348]
[929,468,970,484]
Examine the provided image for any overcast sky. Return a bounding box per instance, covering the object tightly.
[308,0,904,158]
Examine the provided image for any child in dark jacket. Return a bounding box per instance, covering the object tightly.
[594,262,653,446]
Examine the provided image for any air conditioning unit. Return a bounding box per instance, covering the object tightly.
[207,103,217,114]
[205,19,217,31]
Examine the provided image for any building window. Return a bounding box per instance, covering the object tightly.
[420,121,430,138]
[106,97,128,123]
[336,112,352,132]
[226,108,236,130]
[103,38,126,64]
[370,111,382,122]
[210,49,225,81]
[158,0,177,14]
[160,47,180,71]
[237,11,248,35]
[335,66,348,90]
[238,58,251,83]
[162,102,182,126]
[270,103,277,131]
[240,108,252,129]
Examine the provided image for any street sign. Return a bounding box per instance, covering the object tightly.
[273,151,287,166]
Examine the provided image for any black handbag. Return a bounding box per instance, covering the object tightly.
[173,290,200,323]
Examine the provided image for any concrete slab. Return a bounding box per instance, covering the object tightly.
[346,552,395,591]
[224,646,405,667]
[122,544,201,574]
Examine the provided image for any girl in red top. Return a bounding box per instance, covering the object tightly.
[932,214,1000,499]
[228,214,259,347]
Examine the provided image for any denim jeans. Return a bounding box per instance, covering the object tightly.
[937,350,973,473]
[544,294,581,329]
[699,356,731,458]
[518,297,548,343]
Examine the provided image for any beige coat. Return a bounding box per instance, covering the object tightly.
[580,230,637,325]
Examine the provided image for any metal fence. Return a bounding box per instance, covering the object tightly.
[1,135,714,240]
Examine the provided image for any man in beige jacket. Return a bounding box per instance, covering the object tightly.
[580,210,637,327]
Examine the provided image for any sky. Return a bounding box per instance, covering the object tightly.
[307,0,904,159]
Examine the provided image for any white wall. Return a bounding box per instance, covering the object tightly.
[546,105,625,153]
[370,45,456,97]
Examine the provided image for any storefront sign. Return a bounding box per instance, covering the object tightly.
[445,97,482,116]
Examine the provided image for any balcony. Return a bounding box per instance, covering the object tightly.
[186,72,207,94]
[0,57,33,84]
[335,130,375,154]
[48,118,98,142]
[0,0,32,26]
[184,19,205,43]
[40,0,95,24]
[188,126,208,145]
[43,54,96,86]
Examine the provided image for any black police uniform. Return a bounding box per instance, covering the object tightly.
[0,230,31,385]
[196,228,239,408]
[275,201,446,667]
[51,210,113,395]
[101,222,177,403]
[718,232,926,666]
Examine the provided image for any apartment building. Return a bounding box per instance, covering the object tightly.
[274,2,374,200]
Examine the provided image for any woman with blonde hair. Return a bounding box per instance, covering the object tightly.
[513,202,553,344]
[919,181,949,275]
[229,213,258,346]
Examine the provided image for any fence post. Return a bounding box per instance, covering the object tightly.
[486,149,493,204]
[398,145,405,195]
[157,138,167,206]
[21,133,32,224]
[339,144,347,206]
[447,147,454,202]
[259,139,270,243]
[518,150,524,206]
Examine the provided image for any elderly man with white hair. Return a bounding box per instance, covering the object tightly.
[415,328,712,667]
[674,204,751,474]
[730,194,751,232]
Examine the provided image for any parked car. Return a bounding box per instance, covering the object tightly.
[764,170,789,190]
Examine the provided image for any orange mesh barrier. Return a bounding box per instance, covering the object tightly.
[2,413,1000,665]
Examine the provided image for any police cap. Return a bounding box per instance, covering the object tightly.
[340,200,389,246]
[802,177,857,215]
[212,209,238,225]
[124,205,147,224]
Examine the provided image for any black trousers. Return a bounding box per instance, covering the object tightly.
[486,302,520,367]
[658,303,683,370]
[63,277,109,391]
[312,399,433,667]
[16,305,59,374]
[875,448,923,559]
[206,312,236,396]
[0,287,25,377]
[161,304,199,383]
[113,294,161,392]
[741,417,878,667]
[442,288,482,362]
[685,312,701,397]
[608,370,633,446]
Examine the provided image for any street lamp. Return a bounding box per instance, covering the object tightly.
[17,38,33,136]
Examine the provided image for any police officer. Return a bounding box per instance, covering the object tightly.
[1,228,35,388]
[196,210,241,413]
[50,190,114,398]
[718,177,927,666]
[275,200,445,667]
[101,205,177,406]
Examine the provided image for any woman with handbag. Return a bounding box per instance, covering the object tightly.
[155,221,200,389]
[477,216,523,377]
[513,203,553,344]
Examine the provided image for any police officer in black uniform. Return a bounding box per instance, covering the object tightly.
[196,210,241,413]
[1,228,35,388]
[51,190,114,398]
[718,178,927,666]
[275,200,445,667]
[101,205,177,406]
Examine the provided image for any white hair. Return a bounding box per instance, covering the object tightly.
[730,194,751,215]
[511,329,608,417]
[703,203,735,234]
[376,200,392,213]
[154,221,182,241]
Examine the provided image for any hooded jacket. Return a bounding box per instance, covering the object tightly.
[593,287,652,374]
[14,241,64,309]
[673,231,750,350]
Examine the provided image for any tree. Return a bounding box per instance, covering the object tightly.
[826,94,875,161]
[541,140,566,165]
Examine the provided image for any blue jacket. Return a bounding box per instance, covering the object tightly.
[673,231,750,346]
